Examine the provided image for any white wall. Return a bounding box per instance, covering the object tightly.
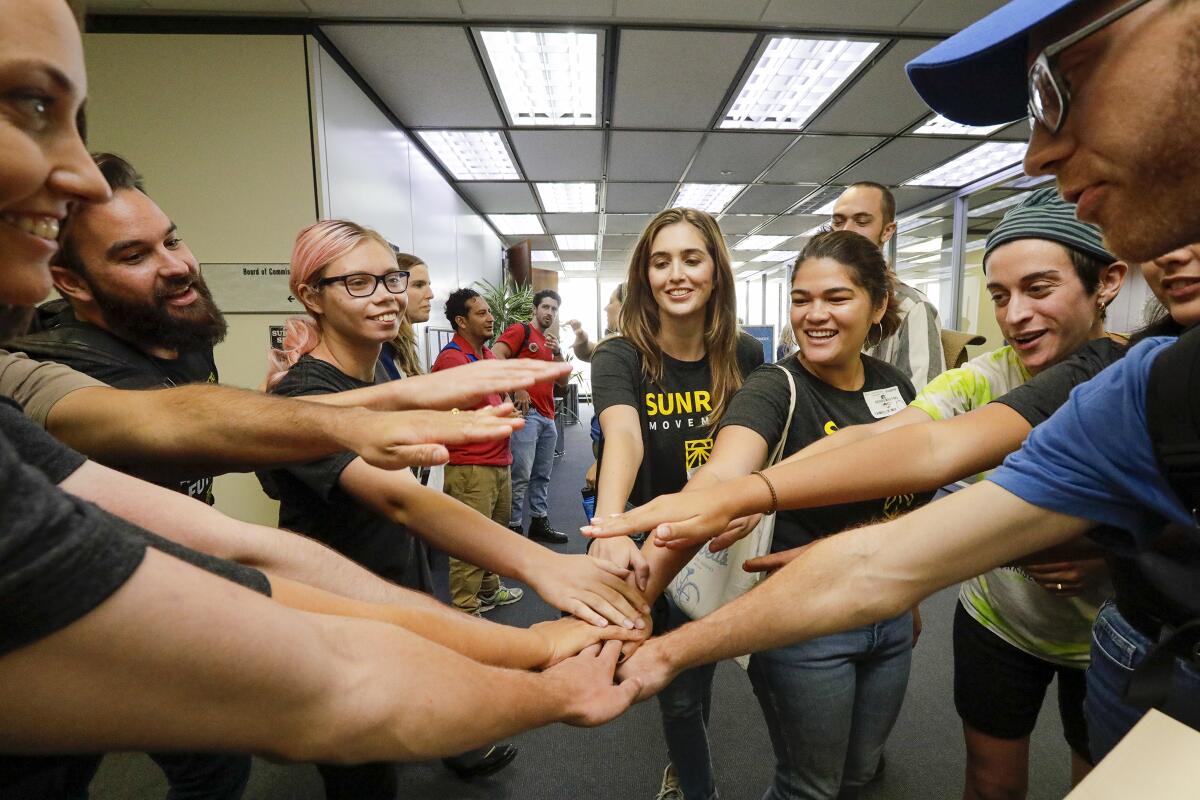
[308,38,504,344]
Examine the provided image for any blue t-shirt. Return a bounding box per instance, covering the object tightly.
[989,336,1192,546]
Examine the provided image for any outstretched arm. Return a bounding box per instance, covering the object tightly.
[618,482,1091,699]
[0,548,641,761]
[339,458,649,628]
[47,383,521,479]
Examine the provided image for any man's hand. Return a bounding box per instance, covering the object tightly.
[1024,558,1107,598]
[531,618,646,668]
[524,551,650,629]
[397,360,570,411]
[343,406,522,470]
[582,492,738,551]
[513,388,532,415]
[586,536,650,593]
[616,637,675,703]
[545,332,562,357]
[546,641,643,727]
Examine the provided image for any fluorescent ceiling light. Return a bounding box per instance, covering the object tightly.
[564,261,595,271]
[966,239,987,253]
[906,254,943,265]
[416,131,519,180]
[674,184,745,214]
[739,270,763,280]
[720,37,880,130]
[480,29,599,127]
[752,250,800,263]
[735,235,790,250]
[535,182,598,213]
[731,261,745,269]
[555,234,596,250]
[531,250,558,262]
[904,142,1028,187]
[968,193,1028,218]
[794,185,845,215]
[913,114,1007,136]
[488,214,544,235]
[898,236,943,254]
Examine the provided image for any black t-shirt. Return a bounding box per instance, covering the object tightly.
[720,354,928,552]
[592,332,764,507]
[0,398,270,598]
[259,355,433,592]
[993,337,1126,426]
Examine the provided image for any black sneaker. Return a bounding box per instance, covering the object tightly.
[443,744,518,780]
[508,524,524,536]
[528,516,569,545]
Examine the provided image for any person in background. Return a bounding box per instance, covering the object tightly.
[378,252,431,380]
[589,207,763,800]
[831,182,945,389]
[493,289,571,544]
[568,282,626,362]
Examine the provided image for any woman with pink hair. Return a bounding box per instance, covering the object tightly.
[259,219,649,795]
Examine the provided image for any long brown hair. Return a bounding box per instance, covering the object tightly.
[390,252,427,377]
[618,207,742,424]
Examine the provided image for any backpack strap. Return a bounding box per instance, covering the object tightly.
[440,341,479,363]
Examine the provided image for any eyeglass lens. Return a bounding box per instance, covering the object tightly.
[1029,61,1063,131]
[343,272,408,296]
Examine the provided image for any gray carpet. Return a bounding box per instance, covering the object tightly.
[91,403,1074,799]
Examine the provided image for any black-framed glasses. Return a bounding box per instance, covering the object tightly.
[1027,0,1152,134]
[316,270,410,297]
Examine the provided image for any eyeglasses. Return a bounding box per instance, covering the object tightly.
[316,270,410,297]
[1027,0,1152,134]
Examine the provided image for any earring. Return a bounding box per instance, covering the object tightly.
[868,321,884,349]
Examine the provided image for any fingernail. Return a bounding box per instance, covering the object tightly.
[622,619,634,629]
[635,618,646,629]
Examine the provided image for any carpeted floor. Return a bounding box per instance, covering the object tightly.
[91,403,1074,799]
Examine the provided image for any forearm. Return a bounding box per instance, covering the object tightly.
[595,429,641,517]
[777,422,878,465]
[48,384,366,477]
[271,576,552,669]
[0,549,573,762]
[654,483,1089,672]
[572,340,595,361]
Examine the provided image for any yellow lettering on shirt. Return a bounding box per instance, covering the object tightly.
[695,391,712,413]
[645,390,712,417]
[685,437,713,470]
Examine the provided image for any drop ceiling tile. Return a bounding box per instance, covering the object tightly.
[520,235,557,250]
[761,0,921,27]
[305,0,465,16]
[543,213,600,234]
[560,250,598,261]
[603,214,655,234]
[458,182,539,213]
[460,0,611,18]
[759,214,827,235]
[685,133,797,183]
[901,0,1009,32]
[806,40,936,136]
[601,234,639,250]
[836,137,977,186]
[992,120,1032,141]
[612,29,757,129]
[321,25,502,127]
[726,184,818,215]
[614,0,770,23]
[717,215,771,234]
[892,185,953,213]
[605,183,676,213]
[145,0,307,9]
[763,135,885,184]
[508,131,604,181]
[608,131,705,182]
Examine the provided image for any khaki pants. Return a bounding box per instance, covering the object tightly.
[444,464,511,613]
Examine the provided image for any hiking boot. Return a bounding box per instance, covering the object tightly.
[528,515,569,545]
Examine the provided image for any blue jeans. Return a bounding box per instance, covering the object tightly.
[1085,601,1200,762]
[510,409,557,527]
[656,597,720,800]
[746,612,913,800]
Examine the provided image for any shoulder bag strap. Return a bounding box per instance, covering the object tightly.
[764,364,798,468]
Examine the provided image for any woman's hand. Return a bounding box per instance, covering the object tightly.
[344,406,521,470]
[1024,558,1107,597]
[523,551,650,629]
[587,536,650,593]
[566,319,588,347]
[531,617,647,668]
[395,360,570,410]
[582,492,738,550]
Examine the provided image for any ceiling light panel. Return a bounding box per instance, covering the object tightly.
[968,193,1028,218]
[674,184,745,214]
[479,29,600,127]
[488,214,545,235]
[913,114,1007,136]
[793,185,845,215]
[752,250,800,263]
[904,142,1028,187]
[555,234,596,250]
[564,261,595,271]
[416,131,520,180]
[720,37,880,130]
[735,235,790,250]
[535,182,598,213]
[531,250,558,262]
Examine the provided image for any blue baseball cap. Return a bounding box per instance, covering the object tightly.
[906,0,1081,126]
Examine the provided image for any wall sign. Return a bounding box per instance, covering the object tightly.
[201,263,298,314]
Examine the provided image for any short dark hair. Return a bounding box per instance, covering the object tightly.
[847,181,896,225]
[445,287,481,331]
[793,230,901,339]
[54,153,146,277]
[533,289,561,307]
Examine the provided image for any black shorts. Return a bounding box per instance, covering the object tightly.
[953,601,1091,761]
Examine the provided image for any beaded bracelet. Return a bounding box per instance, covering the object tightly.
[751,470,778,515]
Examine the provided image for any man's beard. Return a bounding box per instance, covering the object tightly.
[90,273,228,353]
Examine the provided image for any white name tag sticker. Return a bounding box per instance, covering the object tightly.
[863,386,906,418]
